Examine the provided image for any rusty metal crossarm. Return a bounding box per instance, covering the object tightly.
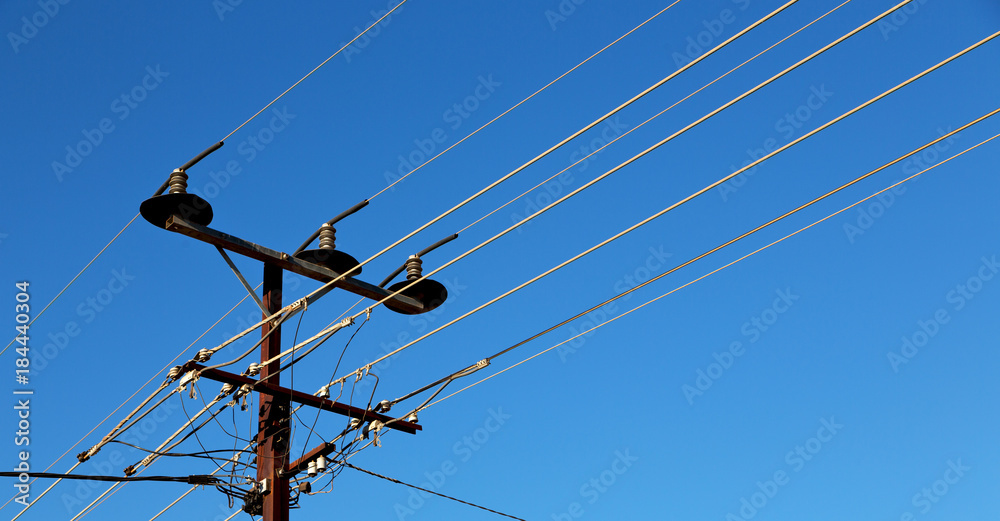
[179,363,421,435]
[164,215,425,313]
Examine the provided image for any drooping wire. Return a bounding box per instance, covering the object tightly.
[4,284,261,517]
[298,314,372,459]
[344,463,526,520]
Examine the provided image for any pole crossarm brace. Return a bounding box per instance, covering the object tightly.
[179,363,422,434]
[215,245,268,314]
[164,215,426,314]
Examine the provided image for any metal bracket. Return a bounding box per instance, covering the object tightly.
[216,246,268,314]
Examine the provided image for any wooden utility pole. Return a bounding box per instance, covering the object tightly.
[258,263,289,521]
[138,181,433,518]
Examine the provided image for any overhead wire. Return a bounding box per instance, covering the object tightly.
[425,129,1000,410]
[280,0,806,319]
[344,463,526,520]
[218,1,409,143]
[6,286,260,518]
[294,0,850,372]
[0,213,138,358]
[456,0,852,235]
[394,107,1000,409]
[27,11,813,504]
[334,0,934,382]
[3,0,405,368]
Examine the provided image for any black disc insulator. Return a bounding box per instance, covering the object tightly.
[384,279,448,315]
[139,193,214,229]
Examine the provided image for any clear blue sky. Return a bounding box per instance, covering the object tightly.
[3,0,1000,519]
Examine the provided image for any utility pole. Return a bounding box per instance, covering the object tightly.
[258,263,289,521]
[135,169,449,520]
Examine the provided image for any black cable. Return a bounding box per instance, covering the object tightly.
[106,441,255,460]
[299,314,370,458]
[179,389,236,473]
[343,463,526,520]
[0,472,225,485]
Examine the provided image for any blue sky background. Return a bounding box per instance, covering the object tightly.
[2,0,1000,519]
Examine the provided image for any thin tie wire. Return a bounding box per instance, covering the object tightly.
[1,213,139,358]
[426,130,1000,410]
[458,0,852,235]
[333,0,931,380]
[370,0,683,199]
[5,286,259,518]
[288,0,804,317]
[146,405,308,520]
[220,0,409,142]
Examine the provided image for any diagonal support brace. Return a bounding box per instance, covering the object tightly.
[216,245,268,314]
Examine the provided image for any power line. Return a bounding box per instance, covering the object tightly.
[457,0,852,235]
[2,0,407,363]
[4,285,261,518]
[299,0,851,371]
[0,213,138,358]
[425,128,1000,410]
[280,0,804,319]
[344,463,526,520]
[0,472,225,484]
[334,0,929,380]
[219,0,409,143]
